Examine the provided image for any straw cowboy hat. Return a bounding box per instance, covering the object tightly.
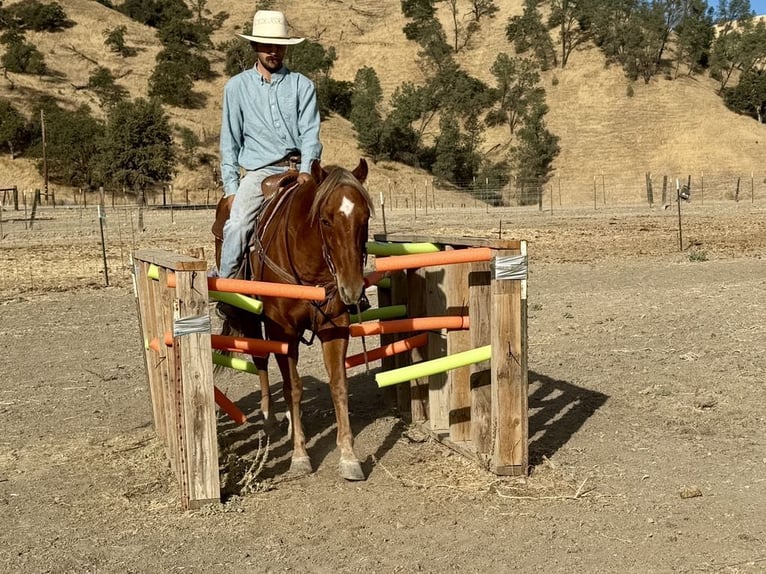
[239,10,305,45]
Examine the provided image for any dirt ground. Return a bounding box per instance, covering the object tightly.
[1,201,765,573]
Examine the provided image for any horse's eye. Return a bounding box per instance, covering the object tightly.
[320,218,331,227]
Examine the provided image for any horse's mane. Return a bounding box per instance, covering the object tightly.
[308,166,375,223]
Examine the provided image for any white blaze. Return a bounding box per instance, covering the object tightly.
[339,195,355,217]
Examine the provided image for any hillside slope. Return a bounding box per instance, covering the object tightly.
[0,0,763,205]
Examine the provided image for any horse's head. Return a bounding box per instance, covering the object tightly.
[309,159,372,307]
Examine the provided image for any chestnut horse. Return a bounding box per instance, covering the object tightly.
[214,159,372,480]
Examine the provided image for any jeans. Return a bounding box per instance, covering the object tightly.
[219,165,287,279]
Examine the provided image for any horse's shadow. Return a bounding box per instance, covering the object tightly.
[216,366,608,484]
[216,366,397,482]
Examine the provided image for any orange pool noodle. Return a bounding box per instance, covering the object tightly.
[374,247,492,272]
[160,332,288,356]
[345,333,428,368]
[164,272,326,301]
[214,386,247,425]
[349,316,469,337]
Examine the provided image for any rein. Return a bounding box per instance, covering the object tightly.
[254,180,345,337]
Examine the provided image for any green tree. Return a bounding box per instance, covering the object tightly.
[0,30,45,74]
[674,0,715,76]
[486,54,545,137]
[0,98,29,158]
[88,66,129,110]
[506,0,557,69]
[27,102,104,188]
[510,102,560,204]
[176,125,200,168]
[103,25,136,57]
[221,36,255,76]
[119,0,191,29]
[723,68,766,122]
[148,59,197,108]
[468,0,499,22]
[349,66,384,157]
[548,0,597,68]
[6,0,72,32]
[710,18,766,93]
[96,98,175,193]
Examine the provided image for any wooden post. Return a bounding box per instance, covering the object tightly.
[490,243,528,475]
[447,259,472,443]
[407,267,428,422]
[133,250,220,510]
[390,271,410,413]
[469,261,492,455]
[425,264,448,432]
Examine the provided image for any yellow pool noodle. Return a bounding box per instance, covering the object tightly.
[375,345,491,388]
[349,304,407,323]
[366,242,441,256]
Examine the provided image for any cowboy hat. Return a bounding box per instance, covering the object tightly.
[238,10,304,45]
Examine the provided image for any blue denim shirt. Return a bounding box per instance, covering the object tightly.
[220,66,322,196]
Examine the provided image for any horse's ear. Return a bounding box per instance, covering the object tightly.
[311,159,327,183]
[351,158,368,184]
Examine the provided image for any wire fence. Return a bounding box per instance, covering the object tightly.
[2,170,763,214]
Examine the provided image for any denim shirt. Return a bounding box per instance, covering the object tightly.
[220,66,322,196]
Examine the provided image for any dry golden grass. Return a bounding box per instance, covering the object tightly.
[0,0,764,205]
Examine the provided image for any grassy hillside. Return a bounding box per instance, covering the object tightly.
[0,0,764,206]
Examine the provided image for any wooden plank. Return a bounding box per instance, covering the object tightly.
[469,261,492,454]
[447,259,472,442]
[134,249,208,272]
[174,269,221,509]
[390,271,410,413]
[407,267,428,422]
[490,244,528,476]
[376,276,398,408]
[374,234,521,250]
[425,267,449,431]
[133,260,167,445]
[158,266,182,486]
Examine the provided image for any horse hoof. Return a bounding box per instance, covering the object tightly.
[339,459,365,481]
[289,456,313,476]
[262,412,278,434]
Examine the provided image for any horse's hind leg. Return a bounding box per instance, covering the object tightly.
[274,351,312,476]
[321,337,364,481]
[252,356,276,431]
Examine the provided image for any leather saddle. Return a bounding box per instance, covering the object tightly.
[212,169,300,269]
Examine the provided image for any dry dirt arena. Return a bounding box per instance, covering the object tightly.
[1,200,765,573]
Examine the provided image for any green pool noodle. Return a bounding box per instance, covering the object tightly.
[366,242,441,256]
[349,304,407,323]
[208,290,263,315]
[148,264,262,314]
[375,277,391,289]
[375,345,491,388]
[212,352,259,375]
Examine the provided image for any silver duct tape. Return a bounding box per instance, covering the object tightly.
[492,254,528,280]
[173,314,212,338]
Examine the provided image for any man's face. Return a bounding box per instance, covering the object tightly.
[253,42,286,73]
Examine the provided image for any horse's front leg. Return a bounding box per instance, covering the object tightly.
[321,337,364,481]
[273,351,312,476]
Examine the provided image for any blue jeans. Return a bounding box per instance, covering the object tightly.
[219,165,287,279]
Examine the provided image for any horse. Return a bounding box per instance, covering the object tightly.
[212,158,373,481]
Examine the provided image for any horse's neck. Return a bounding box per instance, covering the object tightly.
[258,184,330,285]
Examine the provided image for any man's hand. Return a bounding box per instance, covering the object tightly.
[296,172,313,185]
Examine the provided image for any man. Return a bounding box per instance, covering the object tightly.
[218,9,322,279]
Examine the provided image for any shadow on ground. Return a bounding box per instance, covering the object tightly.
[215,366,608,489]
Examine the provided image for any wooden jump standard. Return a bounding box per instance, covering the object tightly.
[133,249,220,510]
[372,234,529,477]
